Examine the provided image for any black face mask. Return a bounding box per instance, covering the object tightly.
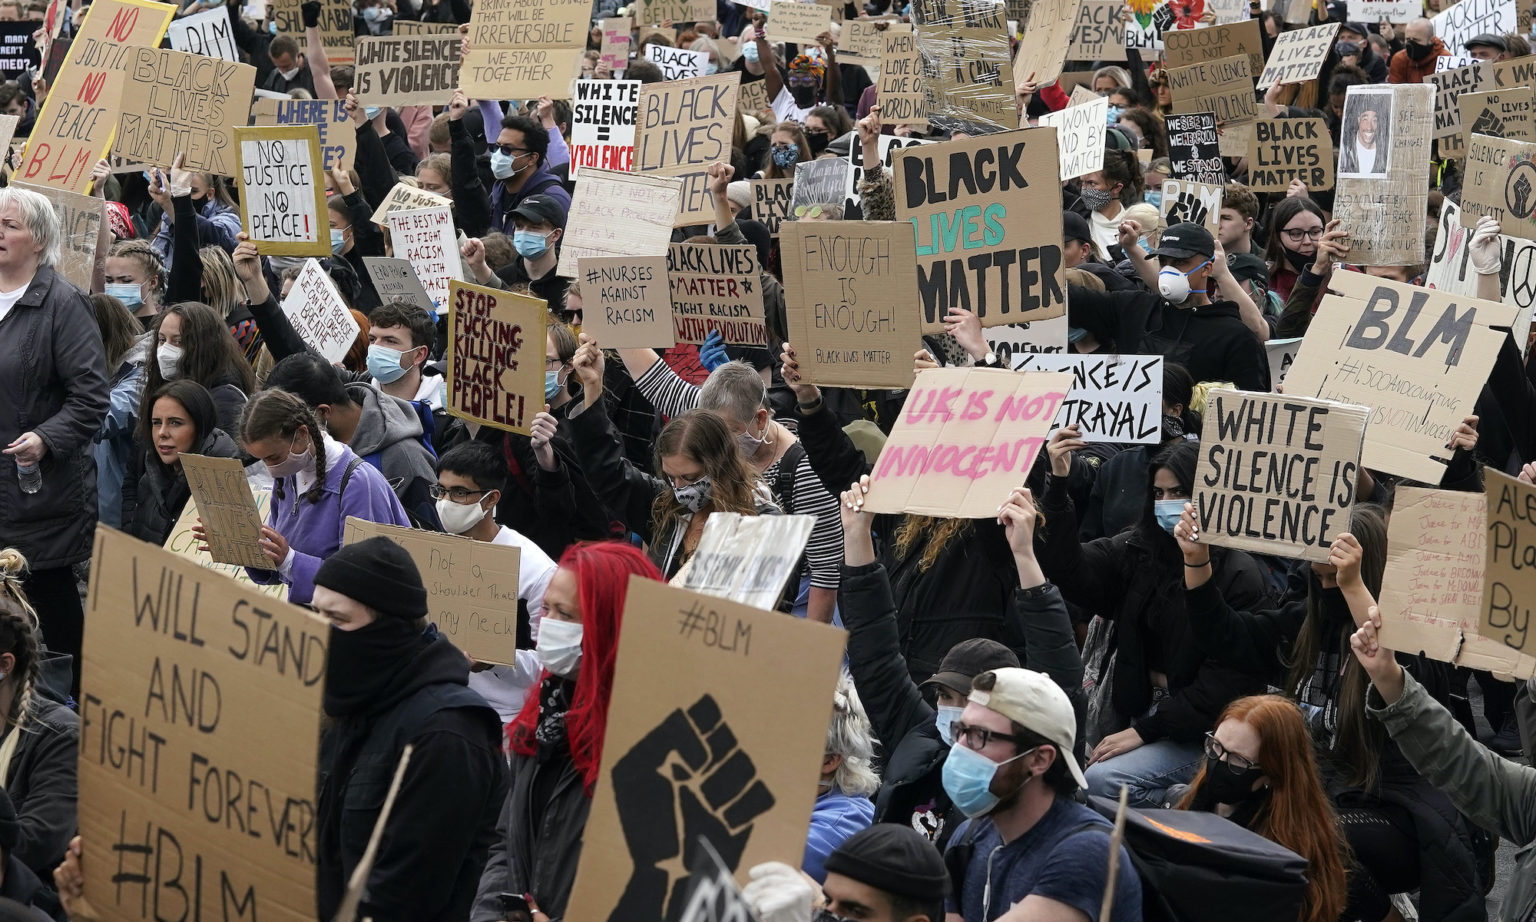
[807,131,830,155]
[1406,40,1435,61]
[1162,413,1185,441]
[1282,246,1312,271]
[323,616,421,717]
[790,84,819,108]
[1201,754,1266,804]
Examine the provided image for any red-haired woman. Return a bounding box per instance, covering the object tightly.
[1175,695,1351,922]
[471,541,663,922]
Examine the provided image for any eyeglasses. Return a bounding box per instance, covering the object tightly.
[1203,732,1257,773]
[544,356,564,369]
[428,484,490,501]
[489,144,530,157]
[951,720,1028,751]
[794,204,826,218]
[1281,227,1325,242]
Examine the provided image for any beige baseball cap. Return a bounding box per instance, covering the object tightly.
[968,667,1088,791]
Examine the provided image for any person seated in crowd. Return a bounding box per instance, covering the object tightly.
[805,673,880,882]
[140,301,252,442]
[120,380,240,546]
[744,825,951,922]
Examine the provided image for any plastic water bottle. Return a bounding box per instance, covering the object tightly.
[16,461,39,494]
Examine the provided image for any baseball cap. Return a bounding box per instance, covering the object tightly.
[968,667,1088,791]
[1464,32,1507,51]
[1338,21,1369,37]
[1063,211,1093,245]
[511,193,566,227]
[1147,222,1215,260]
[921,638,1020,698]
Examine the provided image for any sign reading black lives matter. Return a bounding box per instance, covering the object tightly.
[1193,390,1367,562]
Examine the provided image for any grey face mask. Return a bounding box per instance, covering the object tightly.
[1079,187,1116,212]
[673,476,713,513]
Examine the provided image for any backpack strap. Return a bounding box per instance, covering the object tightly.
[337,456,365,500]
[774,441,807,512]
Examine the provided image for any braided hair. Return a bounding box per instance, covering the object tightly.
[239,389,330,505]
[0,556,43,770]
[0,549,34,624]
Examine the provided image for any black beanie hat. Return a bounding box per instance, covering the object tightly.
[313,537,428,620]
[823,825,949,902]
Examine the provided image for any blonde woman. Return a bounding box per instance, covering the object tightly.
[806,673,880,882]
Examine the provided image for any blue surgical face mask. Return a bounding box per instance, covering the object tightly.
[705,61,719,74]
[941,742,1035,818]
[367,343,409,384]
[1144,189,1162,209]
[935,705,964,746]
[544,368,566,399]
[106,282,143,308]
[361,4,383,20]
[364,105,380,119]
[743,41,759,63]
[514,229,550,259]
[490,149,515,180]
[1106,104,1124,124]
[1067,325,1089,344]
[330,228,347,255]
[1154,498,1186,534]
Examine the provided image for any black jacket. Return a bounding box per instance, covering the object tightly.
[316,632,508,922]
[5,697,77,881]
[841,561,1085,849]
[0,852,65,921]
[121,428,241,547]
[0,264,108,569]
[472,744,589,921]
[1070,286,1269,392]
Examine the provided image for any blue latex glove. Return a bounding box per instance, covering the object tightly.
[699,330,729,371]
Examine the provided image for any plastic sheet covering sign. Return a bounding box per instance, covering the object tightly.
[1482,470,1536,660]
[1377,486,1536,677]
[460,0,587,99]
[861,366,1074,518]
[1192,389,1367,562]
[165,489,286,597]
[78,525,327,922]
[1015,354,1164,444]
[668,243,767,346]
[1426,200,1536,355]
[1461,133,1536,242]
[634,73,738,227]
[234,125,329,257]
[179,452,268,569]
[678,513,817,611]
[18,0,174,194]
[386,205,462,310]
[893,128,1067,334]
[342,517,522,666]
[911,0,1017,135]
[565,577,845,922]
[556,168,682,278]
[1284,270,1516,483]
[1333,84,1434,267]
[445,279,547,435]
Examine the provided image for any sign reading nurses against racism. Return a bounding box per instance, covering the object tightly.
[861,367,1074,518]
[79,526,328,922]
[445,279,546,435]
[579,255,674,349]
[1192,389,1367,562]
[235,125,329,257]
[565,578,846,922]
[1285,270,1516,483]
[1014,354,1164,444]
[893,128,1067,334]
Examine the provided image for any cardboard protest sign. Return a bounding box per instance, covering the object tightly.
[1461,134,1536,241]
[639,0,712,21]
[353,35,460,107]
[635,73,738,226]
[1266,336,1302,387]
[669,243,767,346]
[1433,0,1516,56]
[0,114,18,156]
[1159,178,1223,236]
[1285,270,1515,481]
[392,18,460,33]
[557,168,683,277]
[270,0,352,61]
[1427,60,1490,157]
[914,0,1017,134]
[780,220,920,389]
[1012,0,1077,88]
[989,317,1071,364]
[840,17,893,65]
[113,47,255,175]
[767,0,832,42]
[179,452,268,569]
[1462,88,1536,149]
[166,490,286,597]
[752,177,793,236]
[1490,54,1536,91]
[342,518,522,665]
[1163,19,1265,81]
[1255,22,1340,91]
[445,279,546,435]
[18,0,173,193]
[166,5,238,61]
[1334,84,1434,266]
[1068,0,1127,62]
[678,513,817,610]
[677,838,757,922]
[1039,95,1109,180]
[579,255,674,348]
[1167,54,1257,126]
[789,157,852,213]
[844,133,931,219]
[738,78,770,117]
[599,17,630,72]
[1247,117,1334,192]
[1015,354,1164,444]
[79,527,327,922]
[1377,486,1536,677]
[565,577,845,922]
[879,27,928,126]
[282,259,361,363]
[387,205,462,309]
[571,79,639,178]
[363,256,436,315]
[15,181,101,293]
[235,125,329,257]
[894,128,1067,333]
[1347,0,1418,20]
[1166,112,1224,184]
[1125,0,1209,50]
[461,0,587,99]
[644,42,707,79]
[368,181,452,226]
[1427,199,1536,352]
[861,367,1073,517]
[1482,469,1536,658]
[251,98,355,170]
[1193,389,1367,562]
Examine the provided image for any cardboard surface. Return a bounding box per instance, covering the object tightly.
[1284,271,1515,481]
[251,98,355,171]
[599,17,631,72]
[368,181,452,226]
[1193,389,1367,562]
[1068,0,1126,62]
[1166,112,1224,184]
[1163,19,1265,80]
[235,125,329,257]
[751,177,793,237]
[668,243,766,346]
[165,490,286,596]
[113,47,254,174]
[1255,22,1340,91]
[1012,0,1077,87]
[780,220,921,389]
[1167,54,1257,126]
[179,453,268,569]
[557,168,682,277]
[1482,470,1536,660]
[386,205,462,309]
[738,78,770,117]
[1159,177,1223,236]
[16,182,101,293]
[342,517,523,665]
[639,0,713,21]
[461,0,588,98]
[353,35,461,107]
[79,526,327,922]
[1247,117,1334,192]
[1461,133,1536,241]
[861,367,1073,517]
[270,0,352,61]
[1015,354,1164,444]
[363,256,436,315]
[678,513,817,611]
[878,27,928,126]
[1334,84,1434,266]
[579,255,674,348]
[445,279,547,434]
[894,128,1068,332]
[915,0,1017,133]
[840,18,893,64]
[1427,60,1490,158]
[564,577,846,922]
[281,258,360,363]
[1039,95,1109,180]
[634,73,738,226]
[1426,199,1536,353]
[766,0,832,42]
[1461,87,1536,150]
[570,79,639,179]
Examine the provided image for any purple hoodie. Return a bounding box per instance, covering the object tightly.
[247,443,410,604]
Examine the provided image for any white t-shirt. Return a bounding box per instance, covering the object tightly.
[1353,141,1376,174]
[771,85,816,125]
[1089,209,1123,262]
[0,283,28,326]
[466,525,558,723]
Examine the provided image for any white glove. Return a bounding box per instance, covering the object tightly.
[741,861,815,922]
[1470,215,1503,276]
